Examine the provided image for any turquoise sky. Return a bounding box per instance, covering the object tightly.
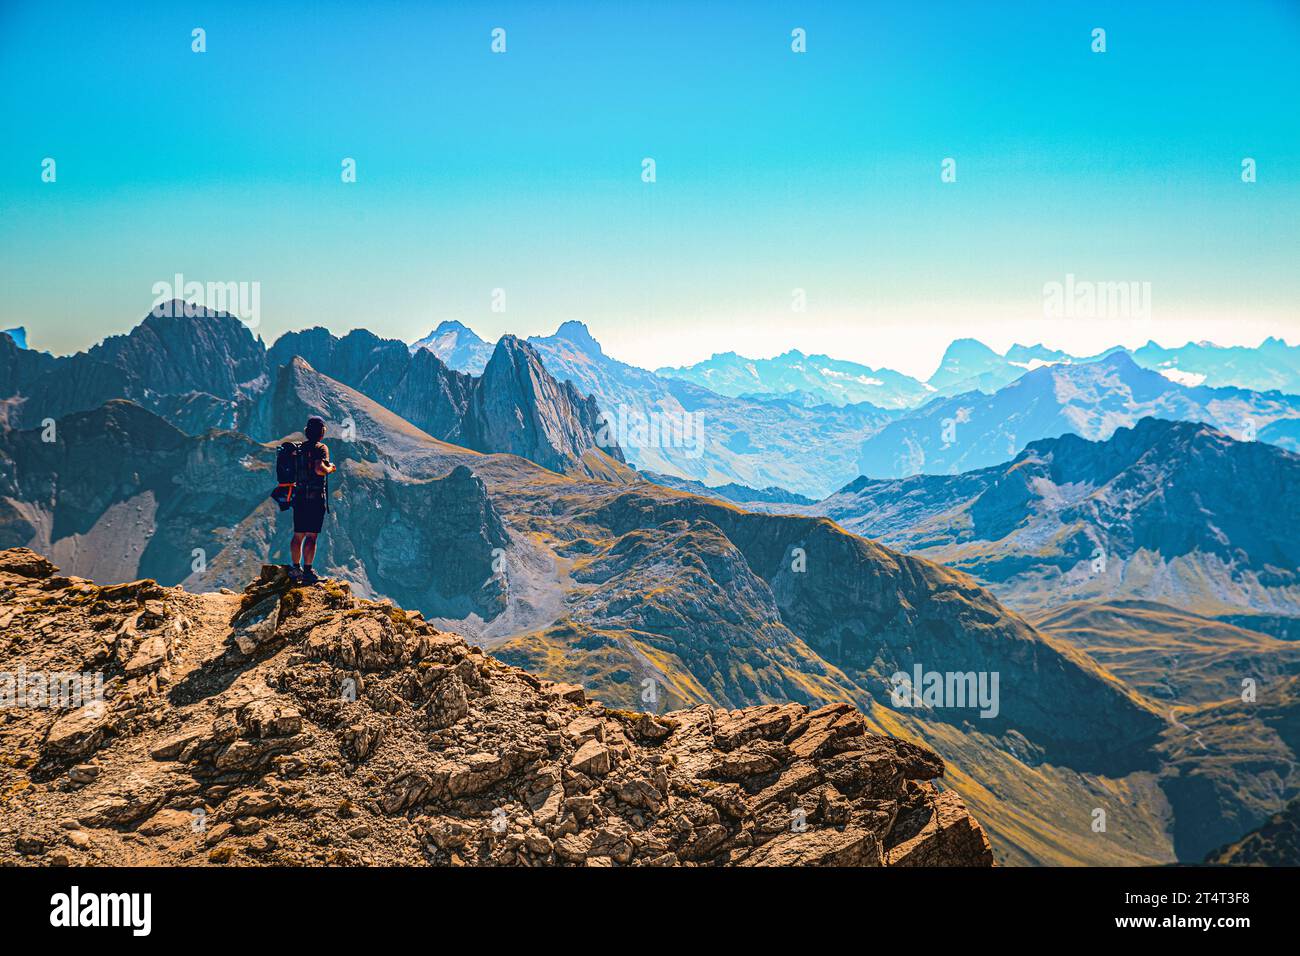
[2,0,1298,377]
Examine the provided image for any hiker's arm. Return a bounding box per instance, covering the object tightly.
[314,444,337,476]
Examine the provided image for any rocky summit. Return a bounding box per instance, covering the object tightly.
[0,548,991,867]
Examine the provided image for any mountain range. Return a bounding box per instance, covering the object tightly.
[655,336,1300,409]
[0,387,1174,865]
[4,302,1300,865]
[853,352,1300,479]
[812,417,1300,621]
[522,321,893,498]
[413,320,1300,496]
[0,307,1166,864]
[0,304,629,484]
[654,349,936,410]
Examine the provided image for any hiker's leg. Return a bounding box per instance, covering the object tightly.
[302,533,318,567]
[290,532,305,564]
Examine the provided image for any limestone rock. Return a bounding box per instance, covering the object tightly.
[0,547,993,869]
[570,739,612,777]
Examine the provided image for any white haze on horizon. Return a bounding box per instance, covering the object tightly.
[555,310,1300,382]
[25,300,1298,385]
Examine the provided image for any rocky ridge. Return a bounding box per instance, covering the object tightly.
[0,306,626,483]
[814,418,1300,617]
[263,328,628,480]
[0,549,991,867]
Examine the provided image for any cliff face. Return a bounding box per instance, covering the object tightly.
[266,329,627,480]
[88,303,266,400]
[0,550,991,868]
[468,335,626,477]
[0,310,624,482]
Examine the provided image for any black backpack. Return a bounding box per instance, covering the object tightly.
[275,441,300,484]
[269,441,329,510]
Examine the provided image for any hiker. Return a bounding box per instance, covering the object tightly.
[279,416,336,584]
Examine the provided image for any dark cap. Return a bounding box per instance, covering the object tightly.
[304,417,326,440]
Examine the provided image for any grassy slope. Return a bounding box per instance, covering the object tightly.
[1031,599,1300,704]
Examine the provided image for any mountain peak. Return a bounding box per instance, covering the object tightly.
[1097,350,1141,370]
[425,319,483,343]
[408,321,493,374]
[475,335,628,476]
[942,338,999,360]
[412,320,485,348]
[552,320,605,356]
[142,299,243,326]
[79,302,265,402]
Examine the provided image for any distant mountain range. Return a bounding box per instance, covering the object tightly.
[524,321,893,498]
[655,335,1300,409]
[0,303,628,483]
[654,349,936,410]
[411,322,1300,496]
[412,319,893,497]
[854,352,1300,479]
[814,417,1300,620]
[637,471,816,507]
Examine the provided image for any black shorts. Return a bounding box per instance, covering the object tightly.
[292,499,326,534]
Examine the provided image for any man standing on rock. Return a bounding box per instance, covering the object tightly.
[289,416,336,584]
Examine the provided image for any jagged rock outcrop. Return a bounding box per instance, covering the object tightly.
[390,348,477,445]
[467,335,626,477]
[0,303,260,432]
[0,550,991,867]
[1,308,623,482]
[265,329,625,479]
[88,302,266,401]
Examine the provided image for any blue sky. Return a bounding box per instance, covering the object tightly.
[2,0,1298,377]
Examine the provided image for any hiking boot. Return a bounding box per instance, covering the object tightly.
[286,565,303,583]
[300,568,319,585]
